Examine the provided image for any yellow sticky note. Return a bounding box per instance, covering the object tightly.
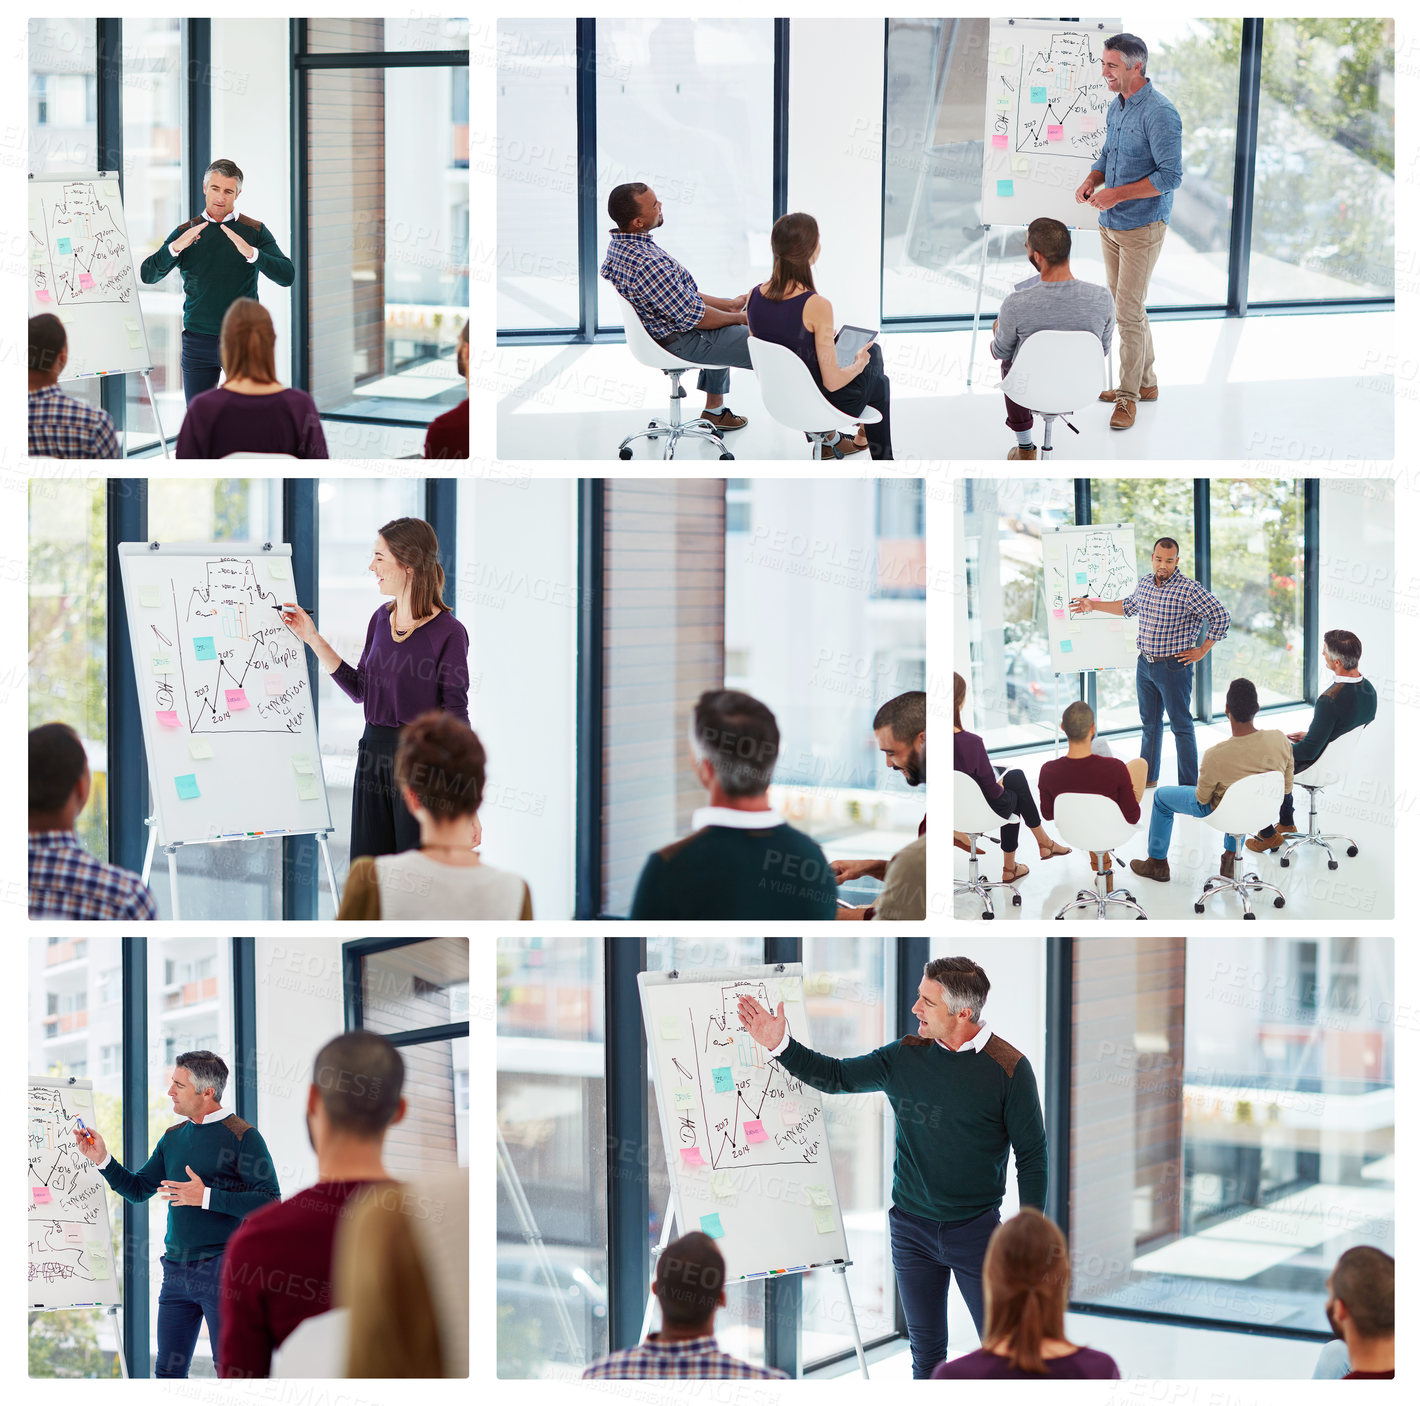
[124,319,142,350]
[188,737,214,759]
[807,1185,831,1207]
[711,1172,735,1200]
[296,774,320,801]
[660,1017,681,1041]
[103,181,119,197]
[268,559,290,580]
[139,585,161,608]
[1011,155,1030,174]
[813,1206,836,1234]
[291,754,314,775]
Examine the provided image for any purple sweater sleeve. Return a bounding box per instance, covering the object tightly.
[435,617,471,726]
[330,608,378,706]
[955,730,1003,800]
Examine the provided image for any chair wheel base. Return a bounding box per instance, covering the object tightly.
[1279,856,1290,867]
[618,448,633,459]
[982,911,995,921]
[1328,860,1338,870]
[719,452,734,461]
[1012,893,1022,907]
[1346,845,1359,857]
[1244,912,1256,920]
[1194,903,1204,914]
[1274,896,1286,907]
[1136,914,1146,920]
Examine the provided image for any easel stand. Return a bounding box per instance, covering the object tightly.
[497,1124,584,1366]
[641,1199,870,1380]
[141,816,340,919]
[30,1304,128,1378]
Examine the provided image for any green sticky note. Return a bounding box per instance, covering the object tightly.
[673,1088,695,1110]
[997,180,1014,198]
[291,754,315,775]
[699,1213,725,1239]
[1030,86,1047,103]
[712,1066,734,1093]
[57,237,72,255]
[124,320,142,350]
[711,1172,735,1201]
[995,92,1011,109]
[193,636,216,660]
[813,1206,836,1234]
[1011,155,1030,174]
[296,774,320,801]
[188,737,214,759]
[660,1017,681,1042]
[1060,639,1073,653]
[86,1249,110,1279]
[151,654,172,676]
[139,585,161,608]
[175,773,200,800]
[807,1185,831,1207]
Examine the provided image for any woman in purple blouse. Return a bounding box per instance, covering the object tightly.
[954,672,1069,884]
[932,1209,1120,1379]
[280,517,469,860]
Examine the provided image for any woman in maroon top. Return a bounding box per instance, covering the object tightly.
[954,673,1069,885]
[932,1210,1120,1380]
[280,518,470,861]
[424,319,468,459]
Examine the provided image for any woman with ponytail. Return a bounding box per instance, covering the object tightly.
[176,297,328,457]
[281,517,471,862]
[931,1210,1119,1378]
[746,211,893,458]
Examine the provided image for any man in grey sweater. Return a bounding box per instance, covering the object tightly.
[991,217,1116,460]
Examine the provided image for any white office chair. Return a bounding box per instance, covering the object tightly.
[613,291,734,461]
[1277,723,1370,871]
[747,336,882,460]
[954,771,1021,920]
[995,330,1106,458]
[1051,793,1147,920]
[1195,771,1287,918]
[222,451,300,459]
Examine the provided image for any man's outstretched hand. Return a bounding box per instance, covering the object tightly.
[220,223,255,260]
[737,995,787,1050]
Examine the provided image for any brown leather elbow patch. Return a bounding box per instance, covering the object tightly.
[983,1034,1022,1076]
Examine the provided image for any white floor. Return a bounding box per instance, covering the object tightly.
[954,708,1394,922]
[496,311,1392,462]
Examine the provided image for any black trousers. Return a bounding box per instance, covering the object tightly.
[181,329,223,403]
[823,343,893,459]
[988,766,1042,853]
[350,723,421,861]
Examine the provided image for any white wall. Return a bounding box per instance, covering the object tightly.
[464,479,578,920]
[211,20,293,386]
[253,940,345,1194]
[787,21,885,326]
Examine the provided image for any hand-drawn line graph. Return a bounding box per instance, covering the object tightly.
[42,183,134,306]
[1070,531,1136,600]
[28,1086,111,1287]
[146,558,310,734]
[1011,31,1110,157]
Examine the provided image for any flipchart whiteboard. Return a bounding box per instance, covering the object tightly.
[638,965,850,1282]
[1044,522,1139,673]
[117,542,334,847]
[29,173,153,379]
[980,18,1119,229]
[29,1078,121,1310]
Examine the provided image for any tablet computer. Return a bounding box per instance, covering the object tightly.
[834,324,877,368]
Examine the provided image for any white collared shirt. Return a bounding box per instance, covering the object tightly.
[171,210,258,263]
[690,805,785,831]
[97,1105,231,1209]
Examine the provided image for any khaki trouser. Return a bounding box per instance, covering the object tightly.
[1100,220,1167,402]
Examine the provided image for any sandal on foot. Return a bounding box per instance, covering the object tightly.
[1039,841,1071,860]
[1002,862,1031,884]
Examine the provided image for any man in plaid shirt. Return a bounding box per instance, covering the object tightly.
[29,723,157,920]
[1069,536,1229,786]
[601,183,754,436]
[582,1232,786,1380]
[29,315,122,459]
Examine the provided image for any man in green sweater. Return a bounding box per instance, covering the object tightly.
[75,1049,280,1377]
[737,955,1047,1378]
[1248,627,1378,852]
[140,158,295,405]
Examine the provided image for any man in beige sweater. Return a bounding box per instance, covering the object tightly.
[1130,678,1292,883]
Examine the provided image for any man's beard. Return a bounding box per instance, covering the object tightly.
[1325,1301,1343,1342]
[902,741,926,788]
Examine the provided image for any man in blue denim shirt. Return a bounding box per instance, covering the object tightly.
[1074,33,1183,431]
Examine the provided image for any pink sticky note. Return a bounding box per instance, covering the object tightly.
[156,710,180,728]
[63,1223,85,1246]
[79,272,95,289]
[744,1120,768,1144]
[1081,115,1098,133]
[34,1187,52,1204]
[225,688,249,711]
[264,676,284,696]
[1051,608,1066,620]
[35,289,53,303]
[1048,124,1064,141]
[680,1147,705,1167]
[991,133,1007,149]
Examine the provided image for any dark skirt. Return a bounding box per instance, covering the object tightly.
[350,723,422,861]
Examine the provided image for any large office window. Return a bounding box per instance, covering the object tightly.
[497,937,609,1377]
[1248,20,1395,300]
[29,936,126,1378]
[1067,935,1394,1334]
[299,23,469,423]
[28,20,98,173]
[497,21,579,332]
[29,478,109,859]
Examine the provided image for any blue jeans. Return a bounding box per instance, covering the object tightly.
[1137,654,1198,785]
[155,1251,224,1377]
[1149,785,1235,859]
[180,329,223,404]
[889,1204,999,1379]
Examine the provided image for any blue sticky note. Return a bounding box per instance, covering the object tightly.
[1074,572,1087,584]
[712,1066,734,1093]
[1030,86,1047,103]
[175,773,200,800]
[996,179,1014,198]
[700,1213,725,1239]
[1060,639,1073,653]
[57,237,72,255]
[193,636,216,660]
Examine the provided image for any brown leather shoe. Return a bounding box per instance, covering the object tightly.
[1099,386,1159,402]
[1245,823,1296,854]
[1129,856,1171,883]
[1220,850,1237,880]
[1006,445,1038,460]
[1109,398,1137,430]
[702,407,747,432]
